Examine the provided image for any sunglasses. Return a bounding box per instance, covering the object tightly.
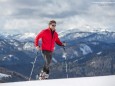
[51,25,56,27]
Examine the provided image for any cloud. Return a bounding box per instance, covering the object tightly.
[0,0,115,33]
[0,0,91,18]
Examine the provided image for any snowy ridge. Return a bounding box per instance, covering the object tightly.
[59,29,115,43]
[0,73,11,80]
[23,42,35,51]
[0,75,115,86]
[13,33,36,42]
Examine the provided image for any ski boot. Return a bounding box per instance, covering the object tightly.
[38,71,49,80]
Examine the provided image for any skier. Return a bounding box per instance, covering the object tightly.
[34,20,66,80]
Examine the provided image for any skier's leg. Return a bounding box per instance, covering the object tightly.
[43,50,52,74]
[39,50,52,79]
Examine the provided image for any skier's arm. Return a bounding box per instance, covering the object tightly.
[55,34,63,46]
[34,30,44,47]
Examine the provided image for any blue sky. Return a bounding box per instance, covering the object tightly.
[0,0,115,33]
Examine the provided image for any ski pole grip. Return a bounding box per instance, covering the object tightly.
[63,41,66,47]
[62,41,66,51]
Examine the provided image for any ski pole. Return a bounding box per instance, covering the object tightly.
[29,51,38,81]
[62,42,69,78]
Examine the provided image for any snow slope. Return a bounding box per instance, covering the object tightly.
[80,44,92,55]
[0,73,11,80]
[0,75,115,86]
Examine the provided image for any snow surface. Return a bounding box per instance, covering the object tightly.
[97,52,102,55]
[2,55,19,61]
[73,51,79,57]
[59,30,91,40]
[80,44,92,55]
[13,33,36,42]
[23,42,35,51]
[0,75,115,86]
[0,73,11,80]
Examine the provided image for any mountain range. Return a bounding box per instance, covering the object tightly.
[0,29,115,82]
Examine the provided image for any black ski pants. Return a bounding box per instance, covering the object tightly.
[41,50,53,74]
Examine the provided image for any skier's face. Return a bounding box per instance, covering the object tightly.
[49,23,56,31]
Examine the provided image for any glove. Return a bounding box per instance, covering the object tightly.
[62,41,67,46]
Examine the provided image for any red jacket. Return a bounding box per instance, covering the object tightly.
[34,28,63,51]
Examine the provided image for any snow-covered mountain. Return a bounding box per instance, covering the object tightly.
[0,73,11,80]
[0,32,36,42]
[12,33,36,42]
[0,29,115,83]
[0,30,114,59]
[59,29,115,43]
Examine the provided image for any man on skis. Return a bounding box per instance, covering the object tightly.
[34,20,66,80]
